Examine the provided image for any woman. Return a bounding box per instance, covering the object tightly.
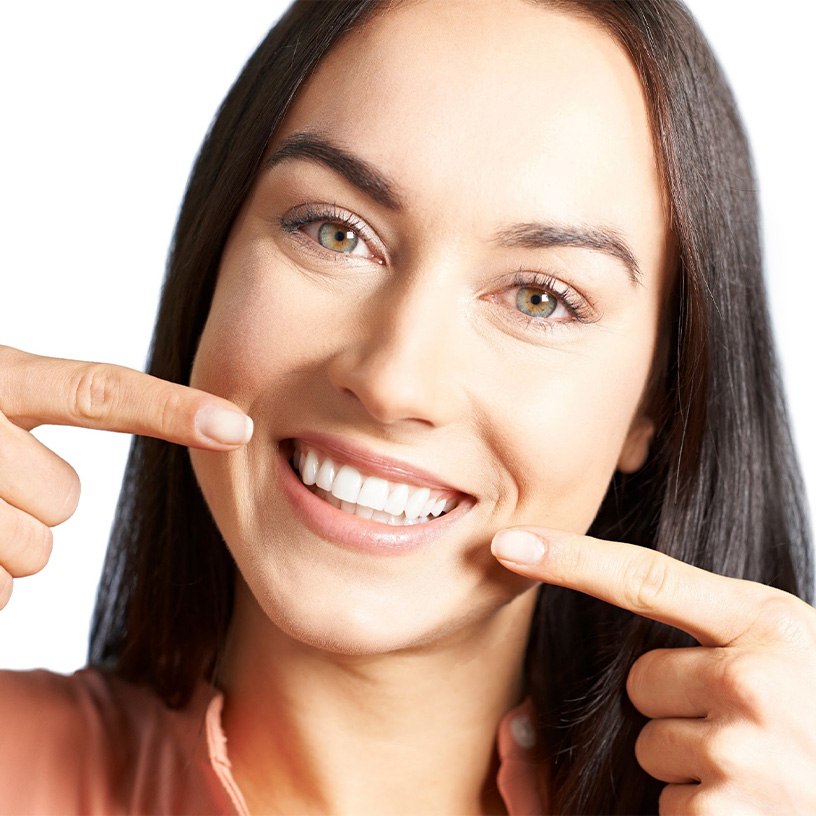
[0,0,813,813]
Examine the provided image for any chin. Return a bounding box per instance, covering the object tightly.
[234,553,519,659]
[262,600,436,657]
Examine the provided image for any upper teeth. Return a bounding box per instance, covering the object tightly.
[293,443,457,520]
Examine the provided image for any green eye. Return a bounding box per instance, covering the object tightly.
[516,286,556,318]
[317,222,359,253]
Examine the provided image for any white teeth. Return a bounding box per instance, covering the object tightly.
[315,458,337,491]
[357,475,390,511]
[331,465,363,503]
[301,449,319,485]
[354,504,374,519]
[383,483,410,516]
[293,443,462,524]
[420,496,437,517]
[404,486,431,520]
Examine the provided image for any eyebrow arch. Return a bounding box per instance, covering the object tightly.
[265,131,405,211]
[491,223,642,286]
[265,131,642,285]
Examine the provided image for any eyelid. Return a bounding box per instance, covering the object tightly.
[485,269,597,335]
[278,203,385,263]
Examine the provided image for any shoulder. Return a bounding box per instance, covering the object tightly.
[0,667,228,814]
[0,668,104,760]
[0,666,169,756]
[0,668,112,811]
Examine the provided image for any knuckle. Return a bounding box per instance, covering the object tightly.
[35,458,81,528]
[755,593,813,646]
[23,524,54,576]
[633,720,657,769]
[69,363,118,422]
[0,501,54,576]
[672,787,719,816]
[714,653,768,719]
[700,725,747,779]
[53,465,81,526]
[626,652,652,705]
[1,503,28,553]
[659,784,694,815]
[622,550,673,615]
[657,785,677,814]
[157,388,185,439]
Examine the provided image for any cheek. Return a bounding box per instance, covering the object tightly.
[488,330,655,531]
[187,245,319,548]
[189,245,327,406]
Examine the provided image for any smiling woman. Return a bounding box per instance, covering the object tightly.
[0,1,814,815]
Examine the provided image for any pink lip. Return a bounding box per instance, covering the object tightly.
[291,431,470,496]
[277,444,475,555]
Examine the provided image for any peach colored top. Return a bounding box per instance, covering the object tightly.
[0,668,543,815]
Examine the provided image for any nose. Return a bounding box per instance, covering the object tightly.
[326,272,466,428]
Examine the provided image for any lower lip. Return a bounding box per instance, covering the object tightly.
[276,445,474,554]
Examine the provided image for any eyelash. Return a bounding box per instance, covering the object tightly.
[502,269,595,332]
[278,203,383,262]
[278,204,595,333]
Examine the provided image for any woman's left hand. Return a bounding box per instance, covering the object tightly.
[491,527,816,815]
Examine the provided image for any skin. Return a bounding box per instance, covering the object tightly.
[492,529,816,814]
[188,1,664,812]
[0,1,814,815]
[190,0,663,661]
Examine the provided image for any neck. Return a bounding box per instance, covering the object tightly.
[218,578,539,815]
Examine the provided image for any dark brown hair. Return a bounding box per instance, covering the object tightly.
[89,2,813,813]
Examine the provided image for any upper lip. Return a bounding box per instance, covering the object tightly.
[287,432,472,498]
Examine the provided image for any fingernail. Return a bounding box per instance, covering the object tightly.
[491,530,546,566]
[196,405,254,445]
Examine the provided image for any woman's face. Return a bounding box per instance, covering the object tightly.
[189,0,671,655]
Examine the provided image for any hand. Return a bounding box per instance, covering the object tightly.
[491,526,816,814]
[0,345,253,609]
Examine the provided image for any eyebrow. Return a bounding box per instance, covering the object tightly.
[490,223,641,285]
[266,131,405,210]
[265,131,642,285]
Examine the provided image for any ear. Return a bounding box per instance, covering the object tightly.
[617,413,655,474]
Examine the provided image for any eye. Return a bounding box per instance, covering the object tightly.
[484,270,595,335]
[516,286,562,319]
[278,203,382,262]
[315,222,361,254]
[299,218,372,258]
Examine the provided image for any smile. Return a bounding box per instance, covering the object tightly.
[277,434,474,554]
[290,441,460,526]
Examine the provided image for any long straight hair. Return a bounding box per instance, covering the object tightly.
[89,2,813,813]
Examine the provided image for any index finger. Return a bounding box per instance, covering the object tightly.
[491,527,771,647]
[0,346,253,450]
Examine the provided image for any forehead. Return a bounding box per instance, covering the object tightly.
[274,0,667,268]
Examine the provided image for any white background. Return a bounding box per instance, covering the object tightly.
[1,2,814,671]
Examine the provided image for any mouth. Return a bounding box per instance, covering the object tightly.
[287,439,463,527]
[277,436,475,553]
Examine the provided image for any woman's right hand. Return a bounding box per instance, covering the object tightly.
[0,345,253,609]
